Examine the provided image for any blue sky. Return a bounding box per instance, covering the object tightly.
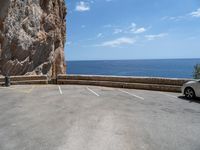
[65,0,200,60]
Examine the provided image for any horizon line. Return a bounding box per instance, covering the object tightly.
[66,58,200,62]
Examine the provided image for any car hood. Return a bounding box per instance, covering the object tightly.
[185,80,197,85]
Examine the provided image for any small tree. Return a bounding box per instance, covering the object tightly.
[193,64,200,79]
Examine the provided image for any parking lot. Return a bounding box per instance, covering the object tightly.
[0,85,200,150]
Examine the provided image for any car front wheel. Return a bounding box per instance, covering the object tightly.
[184,87,195,99]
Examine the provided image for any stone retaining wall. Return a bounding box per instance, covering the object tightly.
[0,75,48,85]
[0,74,194,93]
[57,74,192,86]
[57,74,193,92]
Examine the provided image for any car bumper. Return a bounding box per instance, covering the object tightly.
[181,85,186,95]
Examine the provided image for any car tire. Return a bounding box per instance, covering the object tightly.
[184,87,196,99]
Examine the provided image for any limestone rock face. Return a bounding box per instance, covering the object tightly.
[0,0,66,77]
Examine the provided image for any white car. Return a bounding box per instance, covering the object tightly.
[182,80,200,99]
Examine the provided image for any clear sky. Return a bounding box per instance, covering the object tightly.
[65,0,200,61]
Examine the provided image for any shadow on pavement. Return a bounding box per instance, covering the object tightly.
[178,96,200,104]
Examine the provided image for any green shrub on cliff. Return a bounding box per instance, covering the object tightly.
[193,64,200,79]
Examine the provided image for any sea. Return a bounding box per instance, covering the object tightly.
[67,59,200,79]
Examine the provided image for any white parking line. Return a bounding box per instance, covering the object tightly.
[159,92,177,99]
[58,86,63,95]
[119,89,144,100]
[86,87,100,97]
[0,86,35,94]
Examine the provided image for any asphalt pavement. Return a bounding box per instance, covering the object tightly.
[0,85,200,150]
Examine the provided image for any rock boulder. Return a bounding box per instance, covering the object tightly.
[0,0,67,77]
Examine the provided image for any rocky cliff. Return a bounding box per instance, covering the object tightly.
[0,0,66,77]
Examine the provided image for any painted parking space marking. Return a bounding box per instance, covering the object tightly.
[119,89,144,100]
[0,85,35,94]
[86,87,100,97]
[159,92,178,99]
[58,86,63,95]
[26,85,35,93]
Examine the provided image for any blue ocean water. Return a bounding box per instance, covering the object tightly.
[67,59,200,79]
